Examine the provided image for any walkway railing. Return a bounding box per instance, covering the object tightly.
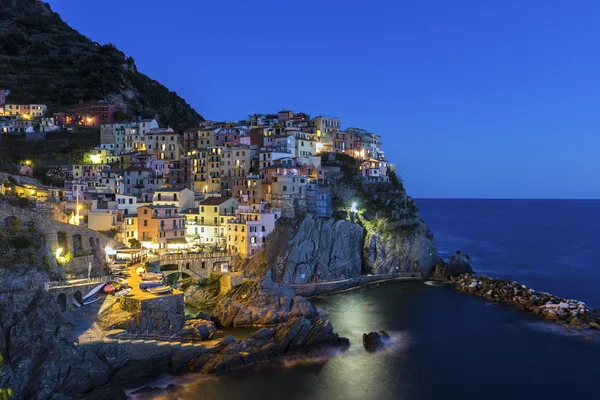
[45,276,110,290]
[159,251,236,261]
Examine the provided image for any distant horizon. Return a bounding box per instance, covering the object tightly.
[46,0,600,199]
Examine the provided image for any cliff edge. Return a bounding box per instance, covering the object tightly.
[242,153,439,283]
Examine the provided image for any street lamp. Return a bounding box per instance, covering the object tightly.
[350,202,358,213]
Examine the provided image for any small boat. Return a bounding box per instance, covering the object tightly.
[82,283,106,301]
[115,288,132,297]
[139,280,165,290]
[148,286,171,295]
[72,299,82,308]
[103,284,115,295]
[114,277,129,285]
[83,296,102,305]
[141,272,164,281]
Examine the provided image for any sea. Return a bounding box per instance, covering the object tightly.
[133,199,600,400]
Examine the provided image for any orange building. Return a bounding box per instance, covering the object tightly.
[137,204,187,252]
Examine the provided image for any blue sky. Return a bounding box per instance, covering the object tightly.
[47,0,600,199]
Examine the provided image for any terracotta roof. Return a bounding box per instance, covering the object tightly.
[200,196,232,206]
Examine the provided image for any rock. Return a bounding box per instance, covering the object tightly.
[195,317,349,375]
[194,311,212,321]
[447,251,474,276]
[1,290,111,399]
[589,321,600,330]
[429,257,449,280]
[176,319,216,340]
[362,331,385,352]
[211,279,318,327]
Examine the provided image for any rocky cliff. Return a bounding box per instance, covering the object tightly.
[0,290,112,399]
[242,153,439,283]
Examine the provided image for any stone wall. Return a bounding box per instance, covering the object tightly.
[219,272,244,293]
[61,254,105,279]
[119,294,185,334]
[0,202,119,278]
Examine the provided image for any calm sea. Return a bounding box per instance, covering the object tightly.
[134,199,600,400]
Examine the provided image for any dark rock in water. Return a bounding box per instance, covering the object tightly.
[192,317,349,375]
[195,311,212,321]
[363,331,385,352]
[430,252,474,280]
[429,257,449,280]
[447,251,474,276]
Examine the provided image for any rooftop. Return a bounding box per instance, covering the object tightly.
[200,196,231,206]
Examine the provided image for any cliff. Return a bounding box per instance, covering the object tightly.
[0,0,203,131]
[242,153,439,283]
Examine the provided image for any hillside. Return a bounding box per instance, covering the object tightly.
[0,0,203,131]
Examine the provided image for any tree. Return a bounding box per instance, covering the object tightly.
[128,238,141,248]
[0,354,13,399]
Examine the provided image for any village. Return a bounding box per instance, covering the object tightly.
[0,90,391,262]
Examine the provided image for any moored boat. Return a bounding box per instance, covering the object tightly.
[82,283,106,301]
[103,284,115,295]
[115,288,132,297]
[83,296,102,305]
[148,285,171,295]
[72,299,82,308]
[141,272,164,281]
[139,280,165,290]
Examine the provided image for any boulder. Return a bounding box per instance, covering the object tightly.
[176,319,216,340]
[362,331,385,352]
[447,251,474,276]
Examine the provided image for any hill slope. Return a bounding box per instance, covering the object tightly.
[0,0,203,131]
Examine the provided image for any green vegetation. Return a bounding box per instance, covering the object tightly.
[0,0,203,131]
[128,238,141,248]
[0,131,100,178]
[0,354,13,400]
[0,217,46,268]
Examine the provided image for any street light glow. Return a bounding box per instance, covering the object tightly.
[55,247,63,258]
[350,202,357,212]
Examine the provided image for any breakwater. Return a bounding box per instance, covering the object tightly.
[453,274,600,330]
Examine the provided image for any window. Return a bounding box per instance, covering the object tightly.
[214,207,217,212]
[143,220,147,226]
[143,209,148,215]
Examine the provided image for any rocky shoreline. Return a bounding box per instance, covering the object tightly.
[452,274,600,330]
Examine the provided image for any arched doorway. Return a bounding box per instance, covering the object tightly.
[57,293,67,312]
[166,272,193,288]
[74,291,83,306]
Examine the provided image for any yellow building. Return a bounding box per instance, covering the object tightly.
[182,197,239,245]
[122,215,139,243]
[1,103,47,118]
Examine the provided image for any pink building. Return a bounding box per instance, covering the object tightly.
[214,129,242,147]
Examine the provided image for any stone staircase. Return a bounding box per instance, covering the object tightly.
[75,326,221,360]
